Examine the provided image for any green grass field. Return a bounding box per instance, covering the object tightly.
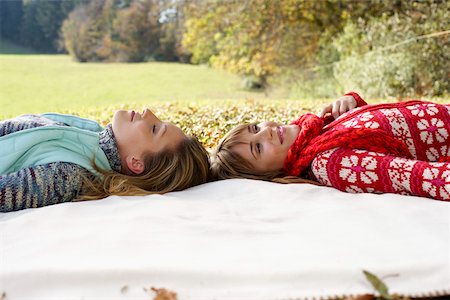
[0,54,276,117]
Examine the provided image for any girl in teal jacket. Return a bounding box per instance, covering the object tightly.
[0,109,210,212]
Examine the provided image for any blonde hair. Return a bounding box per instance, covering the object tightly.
[211,124,321,185]
[78,136,210,200]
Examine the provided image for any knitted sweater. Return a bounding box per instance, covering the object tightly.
[308,93,450,201]
[0,115,122,212]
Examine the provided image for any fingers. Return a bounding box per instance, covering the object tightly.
[319,95,357,120]
[319,100,345,119]
[339,101,349,116]
[332,100,341,119]
[348,99,357,110]
[318,104,332,118]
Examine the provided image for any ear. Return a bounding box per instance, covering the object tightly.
[125,156,145,175]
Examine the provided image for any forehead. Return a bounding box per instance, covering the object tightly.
[228,125,254,149]
[230,127,255,163]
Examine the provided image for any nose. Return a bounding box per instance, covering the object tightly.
[257,126,273,140]
[144,108,161,123]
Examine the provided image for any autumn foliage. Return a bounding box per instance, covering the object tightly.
[2,0,448,98]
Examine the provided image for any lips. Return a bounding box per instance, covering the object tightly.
[277,126,284,144]
[130,110,135,121]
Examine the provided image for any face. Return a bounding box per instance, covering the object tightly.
[112,108,185,174]
[232,121,300,173]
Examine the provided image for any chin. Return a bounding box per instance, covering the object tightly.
[111,111,124,134]
[113,109,125,118]
[112,110,128,125]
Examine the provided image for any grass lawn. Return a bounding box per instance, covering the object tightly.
[0,54,274,117]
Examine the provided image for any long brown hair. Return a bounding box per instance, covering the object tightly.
[78,136,210,200]
[210,124,320,185]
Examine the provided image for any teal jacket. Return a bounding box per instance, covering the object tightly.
[0,113,112,176]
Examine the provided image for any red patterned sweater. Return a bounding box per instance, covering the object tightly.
[308,93,450,201]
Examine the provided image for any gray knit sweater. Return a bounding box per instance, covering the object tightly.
[0,114,122,212]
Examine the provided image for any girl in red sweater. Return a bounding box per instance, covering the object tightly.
[211,92,450,201]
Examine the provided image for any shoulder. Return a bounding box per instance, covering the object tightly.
[41,113,103,132]
[2,114,66,127]
[0,114,66,136]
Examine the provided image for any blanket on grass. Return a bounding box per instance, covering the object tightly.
[0,179,449,299]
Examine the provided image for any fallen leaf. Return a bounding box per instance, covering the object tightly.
[150,287,178,300]
[120,285,129,294]
[363,270,392,299]
[344,294,374,300]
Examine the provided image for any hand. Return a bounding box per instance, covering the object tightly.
[318,95,357,119]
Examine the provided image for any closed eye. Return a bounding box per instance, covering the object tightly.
[256,143,261,154]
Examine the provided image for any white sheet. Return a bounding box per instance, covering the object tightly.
[1,179,449,300]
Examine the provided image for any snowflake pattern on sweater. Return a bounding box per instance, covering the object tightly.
[311,96,450,201]
[0,115,121,212]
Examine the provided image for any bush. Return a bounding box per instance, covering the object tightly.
[332,2,449,98]
[61,0,116,62]
[61,0,181,63]
[110,0,161,62]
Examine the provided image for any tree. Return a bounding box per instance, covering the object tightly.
[1,0,86,53]
[61,0,183,62]
[332,1,450,98]
[61,0,117,61]
[111,0,161,62]
[181,0,423,89]
[182,0,350,87]
[0,0,23,43]
[19,0,47,51]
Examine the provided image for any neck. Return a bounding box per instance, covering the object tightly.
[98,124,122,172]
